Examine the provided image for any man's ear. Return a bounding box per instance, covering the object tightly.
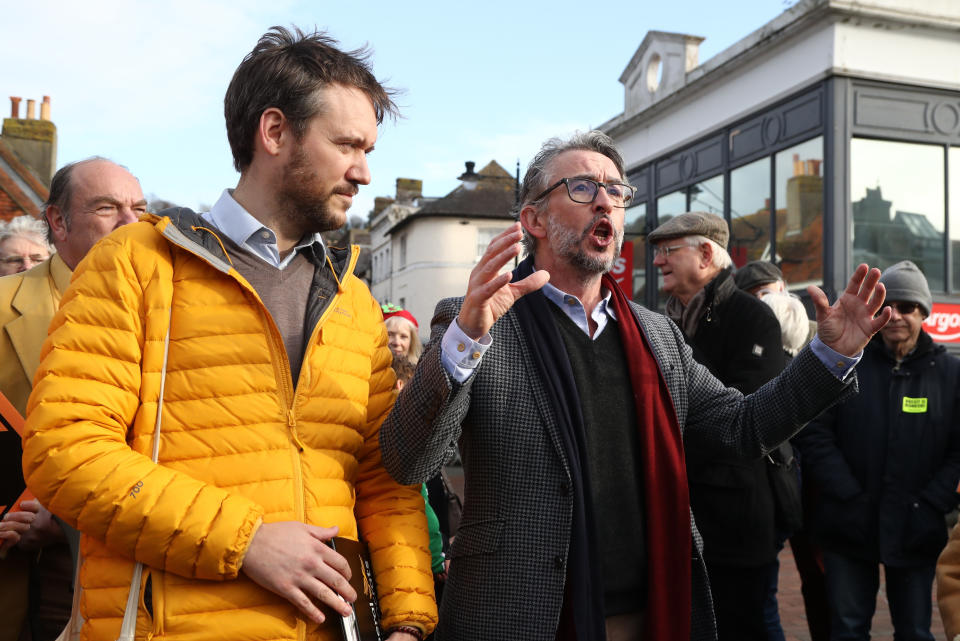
[520,204,548,241]
[256,107,288,158]
[698,241,713,268]
[45,206,68,244]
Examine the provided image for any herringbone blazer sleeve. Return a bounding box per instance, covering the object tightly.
[632,303,858,458]
[381,297,470,485]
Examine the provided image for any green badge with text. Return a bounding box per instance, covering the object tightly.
[902,397,928,413]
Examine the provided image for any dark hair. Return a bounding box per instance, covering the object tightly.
[517,131,626,256]
[225,25,399,172]
[42,156,111,244]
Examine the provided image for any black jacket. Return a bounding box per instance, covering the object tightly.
[680,268,787,566]
[796,331,960,566]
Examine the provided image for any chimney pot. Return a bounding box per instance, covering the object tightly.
[26,99,36,120]
[10,96,21,118]
[40,96,51,121]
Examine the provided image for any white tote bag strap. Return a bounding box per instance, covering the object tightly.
[116,314,172,641]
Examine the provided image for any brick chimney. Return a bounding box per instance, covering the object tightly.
[2,95,58,187]
[395,178,422,204]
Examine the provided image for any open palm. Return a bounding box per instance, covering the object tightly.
[808,264,891,356]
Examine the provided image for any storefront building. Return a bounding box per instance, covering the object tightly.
[601,0,960,345]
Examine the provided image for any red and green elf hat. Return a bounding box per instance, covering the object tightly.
[380,302,419,328]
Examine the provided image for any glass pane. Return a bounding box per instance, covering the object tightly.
[775,137,823,290]
[951,147,960,292]
[655,191,686,308]
[688,174,724,217]
[622,202,647,303]
[730,157,771,268]
[851,139,945,291]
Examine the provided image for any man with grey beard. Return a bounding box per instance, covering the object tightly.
[381,130,891,641]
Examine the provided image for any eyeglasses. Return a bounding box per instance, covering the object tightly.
[533,177,636,208]
[652,243,691,258]
[883,301,921,315]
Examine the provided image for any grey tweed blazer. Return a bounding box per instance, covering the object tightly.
[380,296,854,641]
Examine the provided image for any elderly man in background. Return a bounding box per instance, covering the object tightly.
[799,260,960,641]
[0,157,145,641]
[649,212,787,641]
[0,215,52,276]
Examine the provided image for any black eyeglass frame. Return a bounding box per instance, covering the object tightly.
[532,177,637,208]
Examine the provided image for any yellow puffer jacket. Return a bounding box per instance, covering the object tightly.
[22,211,437,641]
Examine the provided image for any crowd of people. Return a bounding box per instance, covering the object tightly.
[0,23,959,641]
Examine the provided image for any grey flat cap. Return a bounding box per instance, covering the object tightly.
[648,211,729,249]
[734,261,784,292]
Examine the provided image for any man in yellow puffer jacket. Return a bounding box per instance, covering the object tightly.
[21,26,437,641]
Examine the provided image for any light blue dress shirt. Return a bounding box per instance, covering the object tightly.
[201,189,326,269]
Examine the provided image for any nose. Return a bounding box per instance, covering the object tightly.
[24,256,42,270]
[347,153,372,186]
[116,207,140,227]
[653,251,666,267]
[592,186,615,213]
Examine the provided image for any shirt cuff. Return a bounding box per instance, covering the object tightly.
[809,335,861,381]
[440,320,492,383]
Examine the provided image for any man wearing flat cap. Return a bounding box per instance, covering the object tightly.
[650,212,788,641]
[734,260,787,297]
[799,261,960,641]
[381,131,893,641]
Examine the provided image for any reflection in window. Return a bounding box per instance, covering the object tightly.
[951,148,960,291]
[851,138,944,291]
[775,137,823,289]
[730,158,770,268]
[688,174,724,217]
[623,203,647,303]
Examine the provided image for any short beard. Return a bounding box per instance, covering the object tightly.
[546,213,624,279]
[278,146,355,234]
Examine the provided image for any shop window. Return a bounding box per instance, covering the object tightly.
[851,138,945,291]
[624,203,647,303]
[730,157,770,268]
[689,174,724,218]
[775,137,823,289]
[655,192,685,307]
[950,147,960,291]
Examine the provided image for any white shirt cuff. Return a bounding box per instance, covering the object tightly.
[440,320,492,383]
[809,335,861,381]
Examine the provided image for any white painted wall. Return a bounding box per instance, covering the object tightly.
[389,217,512,339]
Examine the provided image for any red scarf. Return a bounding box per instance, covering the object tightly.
[602,272,691,641]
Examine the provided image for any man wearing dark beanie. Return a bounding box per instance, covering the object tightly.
[798,260,960,641]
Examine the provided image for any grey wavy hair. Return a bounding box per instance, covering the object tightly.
[0,214,53,252]
[679,234,732,269]
[761,292,811,356]
[517,130,626,257]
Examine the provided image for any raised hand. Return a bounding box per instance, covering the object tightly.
[241,522,356,625]
[457,222,549,339]
[808,264,891,356]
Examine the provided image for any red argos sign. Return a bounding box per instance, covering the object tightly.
[924,303,960,343]
[611,242,633,298]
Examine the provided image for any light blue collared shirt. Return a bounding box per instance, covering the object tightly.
[201,189,326,269]
[440,284,859,383]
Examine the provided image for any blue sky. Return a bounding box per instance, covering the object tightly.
[4,0,796,219]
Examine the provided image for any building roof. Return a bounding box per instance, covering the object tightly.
[389,160,517,234]
[0,137,48,220]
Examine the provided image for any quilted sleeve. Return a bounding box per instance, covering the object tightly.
[352,291,438,634]
[21,232,263,581]
[380,297,474,485]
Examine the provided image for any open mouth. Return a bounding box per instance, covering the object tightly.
[589,218,614,246]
